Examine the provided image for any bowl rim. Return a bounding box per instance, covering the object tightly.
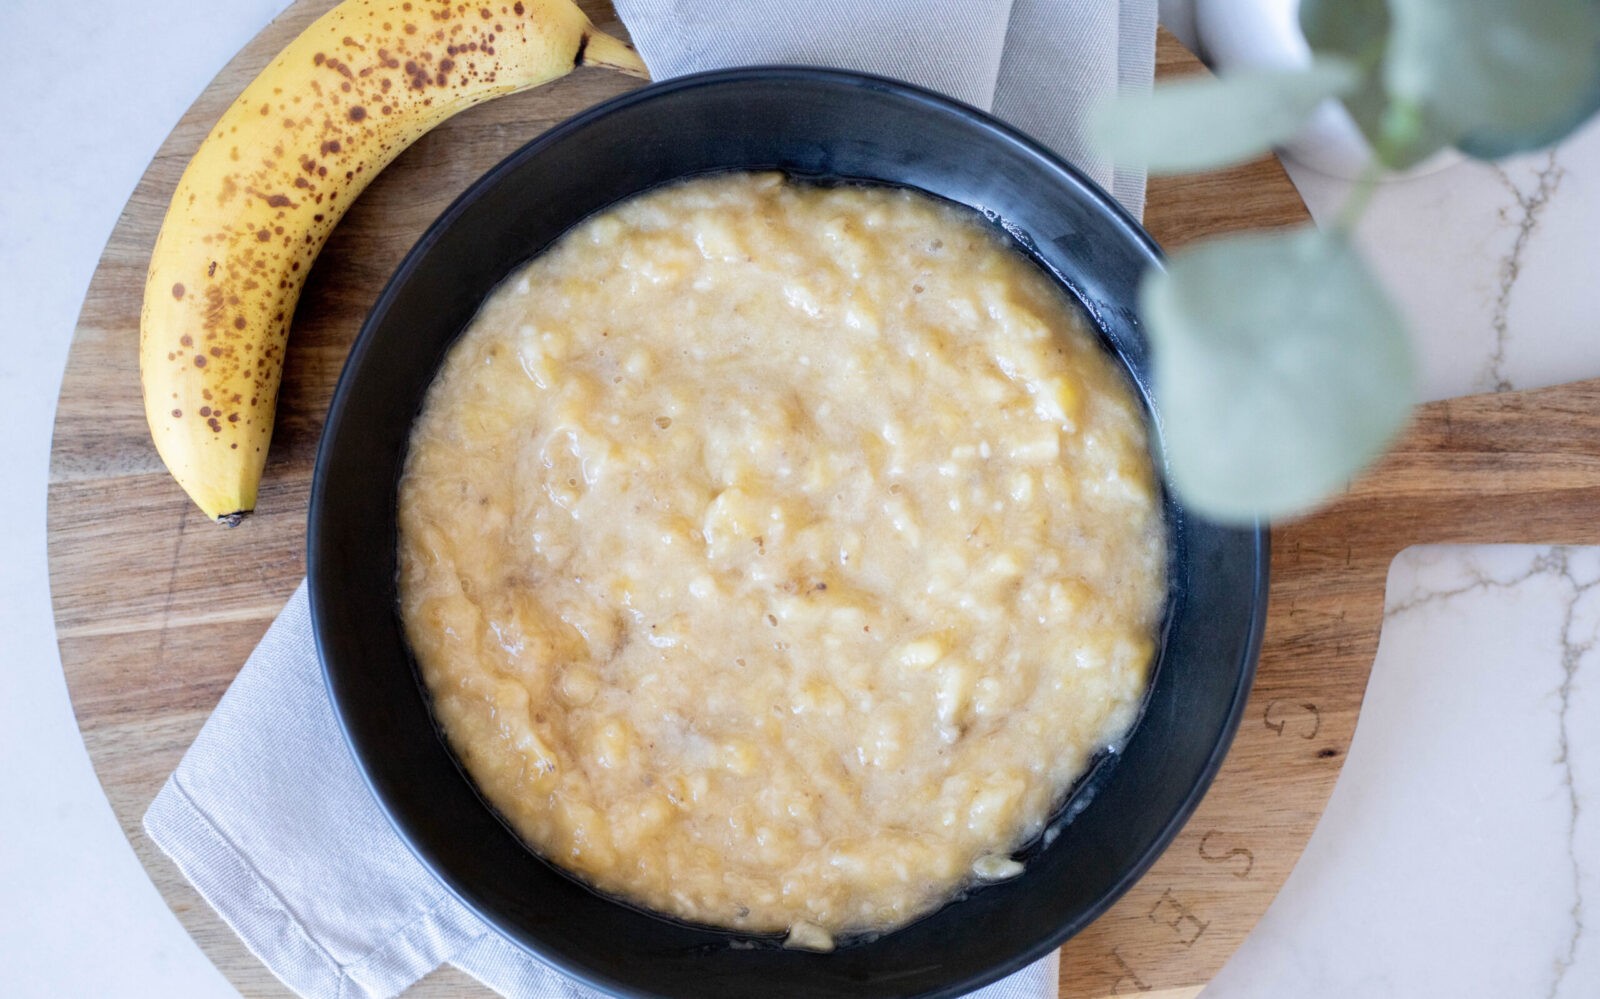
[309,63,1269,999]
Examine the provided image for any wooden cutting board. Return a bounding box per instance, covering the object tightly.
[47,2,1600,995]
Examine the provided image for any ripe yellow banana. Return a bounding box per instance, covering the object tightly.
[141,0,646,524]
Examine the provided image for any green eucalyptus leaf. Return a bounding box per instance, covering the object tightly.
[1088,59,1358,174]
[1387,0,1600,160]
[1300,0,1447,168]
[1141,227,1414,523]
[1300,0,1390,63]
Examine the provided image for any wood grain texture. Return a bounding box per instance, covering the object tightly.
[46,5,1527,997]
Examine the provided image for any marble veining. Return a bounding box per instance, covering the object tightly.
[1485,152,1567,393]
[1550,555,1593,997]
[1387,549,1593,996]
[1210,546,1599,998]
[1282,116,1600,403]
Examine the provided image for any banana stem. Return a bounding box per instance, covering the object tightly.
[581,29,651,79]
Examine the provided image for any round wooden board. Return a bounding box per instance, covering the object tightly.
[47,5,1335,997]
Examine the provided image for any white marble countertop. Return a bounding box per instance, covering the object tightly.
[0,1,1594,996]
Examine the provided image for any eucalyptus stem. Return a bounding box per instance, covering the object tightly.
[1334,159,1385,232]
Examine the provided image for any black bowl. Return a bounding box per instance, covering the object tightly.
[309,67,1267,999]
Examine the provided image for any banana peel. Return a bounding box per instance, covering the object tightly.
[140,0,646,524]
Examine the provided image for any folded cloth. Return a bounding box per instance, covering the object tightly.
[612,0,1156,217]
[144,4,1156,995]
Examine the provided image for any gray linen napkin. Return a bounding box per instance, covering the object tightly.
[143,4,1157,996]
[613,0,1155,217]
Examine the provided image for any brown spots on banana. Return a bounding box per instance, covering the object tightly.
[143,0,647,523]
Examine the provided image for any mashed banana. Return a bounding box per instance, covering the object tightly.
[398,173,1165,946]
